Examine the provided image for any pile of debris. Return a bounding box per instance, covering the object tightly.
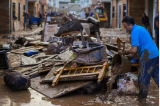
[1,16,139,100]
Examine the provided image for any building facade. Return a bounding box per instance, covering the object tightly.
[112,0,159,38]
[41,0,48,15]
[80,0,98,18]
[0,0,27,34]
[100,0,112,27]
[28,0,41,17]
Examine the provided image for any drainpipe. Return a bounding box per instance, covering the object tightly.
[110,0,112,27]
[10,0,12,33]
[40,0,42,13]
[26,0,28,12]
[155,0,157,16]
[126,0,128,16]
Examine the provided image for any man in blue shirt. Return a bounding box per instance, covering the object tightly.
[119,16,159,103]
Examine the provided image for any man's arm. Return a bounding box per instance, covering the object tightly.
[125,46,138,54]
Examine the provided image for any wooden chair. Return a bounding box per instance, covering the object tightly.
[117,38,139,70]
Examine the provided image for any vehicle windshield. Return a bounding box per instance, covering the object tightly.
[95,8,103,15]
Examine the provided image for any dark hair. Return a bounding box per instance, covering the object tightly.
[143,13,146,17]
[122,16,135,25]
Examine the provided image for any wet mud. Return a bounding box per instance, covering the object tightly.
[0,73,158,106]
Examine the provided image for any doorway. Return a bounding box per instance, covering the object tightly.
[18,3,21,21]
[118,5,121,28]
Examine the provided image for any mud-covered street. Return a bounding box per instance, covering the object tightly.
[0,75,158,106]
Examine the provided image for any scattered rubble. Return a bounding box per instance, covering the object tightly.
[1,15,155,106]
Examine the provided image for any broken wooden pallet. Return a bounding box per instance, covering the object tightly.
[11,46,44,54]
[52,61,109,87]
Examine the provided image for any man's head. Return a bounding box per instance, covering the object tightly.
[142,13,146,17]
[122,16,135,32]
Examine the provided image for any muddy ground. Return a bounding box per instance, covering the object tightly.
[0,71,158,106]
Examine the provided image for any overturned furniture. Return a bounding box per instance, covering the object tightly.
[117,37,139,70]
[102,54,132,100]
[52,61,109,86]
[73,42,108,65]
[78,17,100,37]
[54,19,83,37]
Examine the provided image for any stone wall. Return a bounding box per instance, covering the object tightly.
[0,0,10,34]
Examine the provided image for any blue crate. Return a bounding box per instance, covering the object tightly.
[31,17,40,24]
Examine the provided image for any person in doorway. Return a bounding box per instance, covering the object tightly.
[26,12,32,30]
[154,12,159,48]
[119,16,159,103]
[38,11,43,27]
[54,11,57,16]
[13,10,17,20]
[90,12,94,17]
[142,13,152,38]
[85,12,89,18]
[23,12,26,30]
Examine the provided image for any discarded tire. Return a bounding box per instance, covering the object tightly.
[4,72,30,91]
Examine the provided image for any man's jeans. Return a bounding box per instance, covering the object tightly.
[138,56,159,101]
[24,20,29,29]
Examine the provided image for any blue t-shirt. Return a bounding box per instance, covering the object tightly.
[131,24,159,60]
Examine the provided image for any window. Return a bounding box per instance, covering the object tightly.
[23,5,25,12]
[18,3,20,21]
[112,6,115,18]
[35,6,36,16]
[123,4,126,17]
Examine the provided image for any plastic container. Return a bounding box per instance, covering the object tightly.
[24,51,38,57]
[131,58,138,64]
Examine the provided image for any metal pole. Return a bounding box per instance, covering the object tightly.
[155,0,157,16]
[10,0,13,33]
[110,0,112,27]
[40,0,42,13]
[26,0,28,12]
[126,0,128,16]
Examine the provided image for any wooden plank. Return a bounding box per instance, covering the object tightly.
[63,65,103,71]
[11,46,44,54]
[52,65,66,86]
[60,72,100,78]
[59,75,98,81]
[41,66,63,83]
[61,31,80,36]
[30,76,93,98]
[97,61,109,84]
[37,54,58,64]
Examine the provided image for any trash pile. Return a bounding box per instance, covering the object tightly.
[1,16,139,100]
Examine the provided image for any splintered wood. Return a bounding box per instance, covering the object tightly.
[52,61,109,87]
[11,46,44,54]
[13,55,59,76]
